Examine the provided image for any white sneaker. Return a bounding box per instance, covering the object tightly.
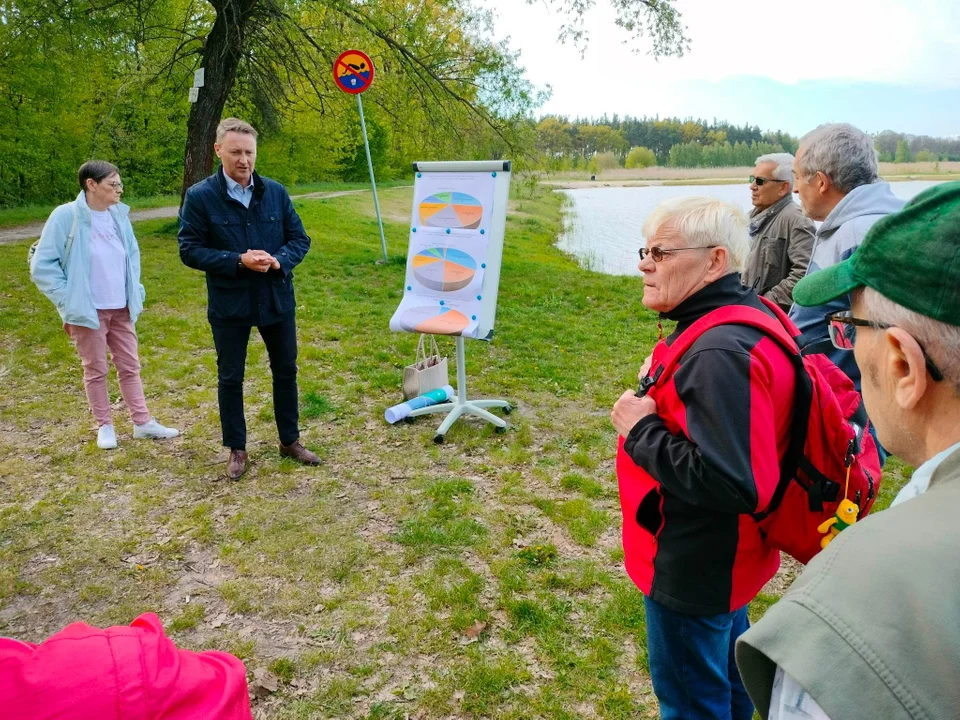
[97,424,118,450]
[133,418,180,440]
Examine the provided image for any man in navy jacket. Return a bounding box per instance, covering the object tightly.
[178,117,319,479]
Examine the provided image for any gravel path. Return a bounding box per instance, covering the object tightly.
[0,188,386,245]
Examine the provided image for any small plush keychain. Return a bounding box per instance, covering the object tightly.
[817,498,859,549]
[817,442,861,550]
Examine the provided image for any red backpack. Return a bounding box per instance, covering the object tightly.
[636,298,882,564]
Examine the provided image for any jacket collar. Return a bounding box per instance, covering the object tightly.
[216,166,265,205]
[662,273,751,337]
[748,194,793,236]
[929,443,960,491]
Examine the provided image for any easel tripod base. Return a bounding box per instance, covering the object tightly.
[406,336,511,443]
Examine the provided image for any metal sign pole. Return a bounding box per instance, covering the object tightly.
[356,93,388,263]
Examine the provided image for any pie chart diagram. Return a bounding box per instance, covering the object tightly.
[398,306,471,335]
[412,247,478,292]
[418,192,484,229]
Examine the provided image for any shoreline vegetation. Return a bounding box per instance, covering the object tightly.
[541,161,960,189]
[0,185,911,717]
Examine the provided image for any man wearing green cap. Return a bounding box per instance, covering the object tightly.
[735,181,960,720]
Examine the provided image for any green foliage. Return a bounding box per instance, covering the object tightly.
[516,543,558,566]
[668,141,703,167]
[624,146,657,169]
[594,151,620,172]
[667,139,784,168]
[895,139,913,163]
[875,129,960,162]
[915,149,938,162]
[339,117,390,183]
[0,0,545,207]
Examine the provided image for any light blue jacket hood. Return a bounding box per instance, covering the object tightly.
[29,191,145,329]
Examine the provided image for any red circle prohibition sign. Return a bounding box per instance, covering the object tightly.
[333,49,375,94]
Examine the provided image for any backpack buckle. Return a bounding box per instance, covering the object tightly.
[636,365,665,398]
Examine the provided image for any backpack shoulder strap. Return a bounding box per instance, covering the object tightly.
[656,302,800,382]
[62,202,79,272]
[651,301,814,518]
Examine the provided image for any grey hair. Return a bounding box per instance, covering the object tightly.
[78,160,119,191]
[860,287,960,395]
[642,196,751,273]
[796,123,878,194]
[756,152,795,190]
[216,117,258,143]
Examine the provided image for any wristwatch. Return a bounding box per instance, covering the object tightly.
[237,255,244,269]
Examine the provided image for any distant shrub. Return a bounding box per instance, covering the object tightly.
[625,146,657,169]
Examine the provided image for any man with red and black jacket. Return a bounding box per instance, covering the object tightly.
[612,196,797,720]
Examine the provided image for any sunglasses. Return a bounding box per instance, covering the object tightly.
[826,311,944,382]
[749,175,784,187]
[638,245,718,262]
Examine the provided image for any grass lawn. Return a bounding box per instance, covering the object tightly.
[0,184,910,718]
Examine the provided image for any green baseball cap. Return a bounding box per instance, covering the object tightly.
[793,181,960,325]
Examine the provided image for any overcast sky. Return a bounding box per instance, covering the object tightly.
[476,0,960,137]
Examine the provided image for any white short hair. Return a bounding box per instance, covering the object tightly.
[797,123,878,193]
[756,152,795,190]
[642,196,751,273]
[860,287,960,395]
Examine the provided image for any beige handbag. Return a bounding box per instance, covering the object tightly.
[402,334,449,400]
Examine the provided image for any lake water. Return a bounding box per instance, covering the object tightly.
[557,181,944,276]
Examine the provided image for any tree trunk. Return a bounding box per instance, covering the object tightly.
[180,0,259,203]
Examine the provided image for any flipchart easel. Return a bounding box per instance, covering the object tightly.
[390,160,513,442]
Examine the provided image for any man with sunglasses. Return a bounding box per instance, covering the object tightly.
[737,182,960,720]
[742,154,814,311]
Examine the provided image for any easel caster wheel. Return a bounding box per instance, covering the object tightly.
[433,434,445,444]
[495,426,507,434]
[503,405,513,415]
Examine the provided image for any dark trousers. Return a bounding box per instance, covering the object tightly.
[210,316,300,450]
[643,594,754,720]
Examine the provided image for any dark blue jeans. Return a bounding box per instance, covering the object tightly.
[643,595,754,720]
[210,316,300,450]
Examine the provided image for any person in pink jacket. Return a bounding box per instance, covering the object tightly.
[0,612,252,719]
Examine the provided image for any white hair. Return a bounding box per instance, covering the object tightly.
[797,123,878,194]
[860,287,960,395]
[642,196,751,273]
[756,152,795,190]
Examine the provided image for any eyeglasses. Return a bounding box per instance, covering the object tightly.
[104,181,124,189]
[638,245,718,263]
[826,311,944,382]
[749,175,785,187]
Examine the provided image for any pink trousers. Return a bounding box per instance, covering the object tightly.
[64,308,151,426]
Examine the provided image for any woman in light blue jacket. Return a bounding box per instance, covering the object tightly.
[30,160,178,449]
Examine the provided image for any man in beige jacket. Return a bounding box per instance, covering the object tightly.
[741,153,814,310]
[736,181,960,719]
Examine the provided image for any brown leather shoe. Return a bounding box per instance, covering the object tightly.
[226,449,248,480]
[279,440,320,466]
